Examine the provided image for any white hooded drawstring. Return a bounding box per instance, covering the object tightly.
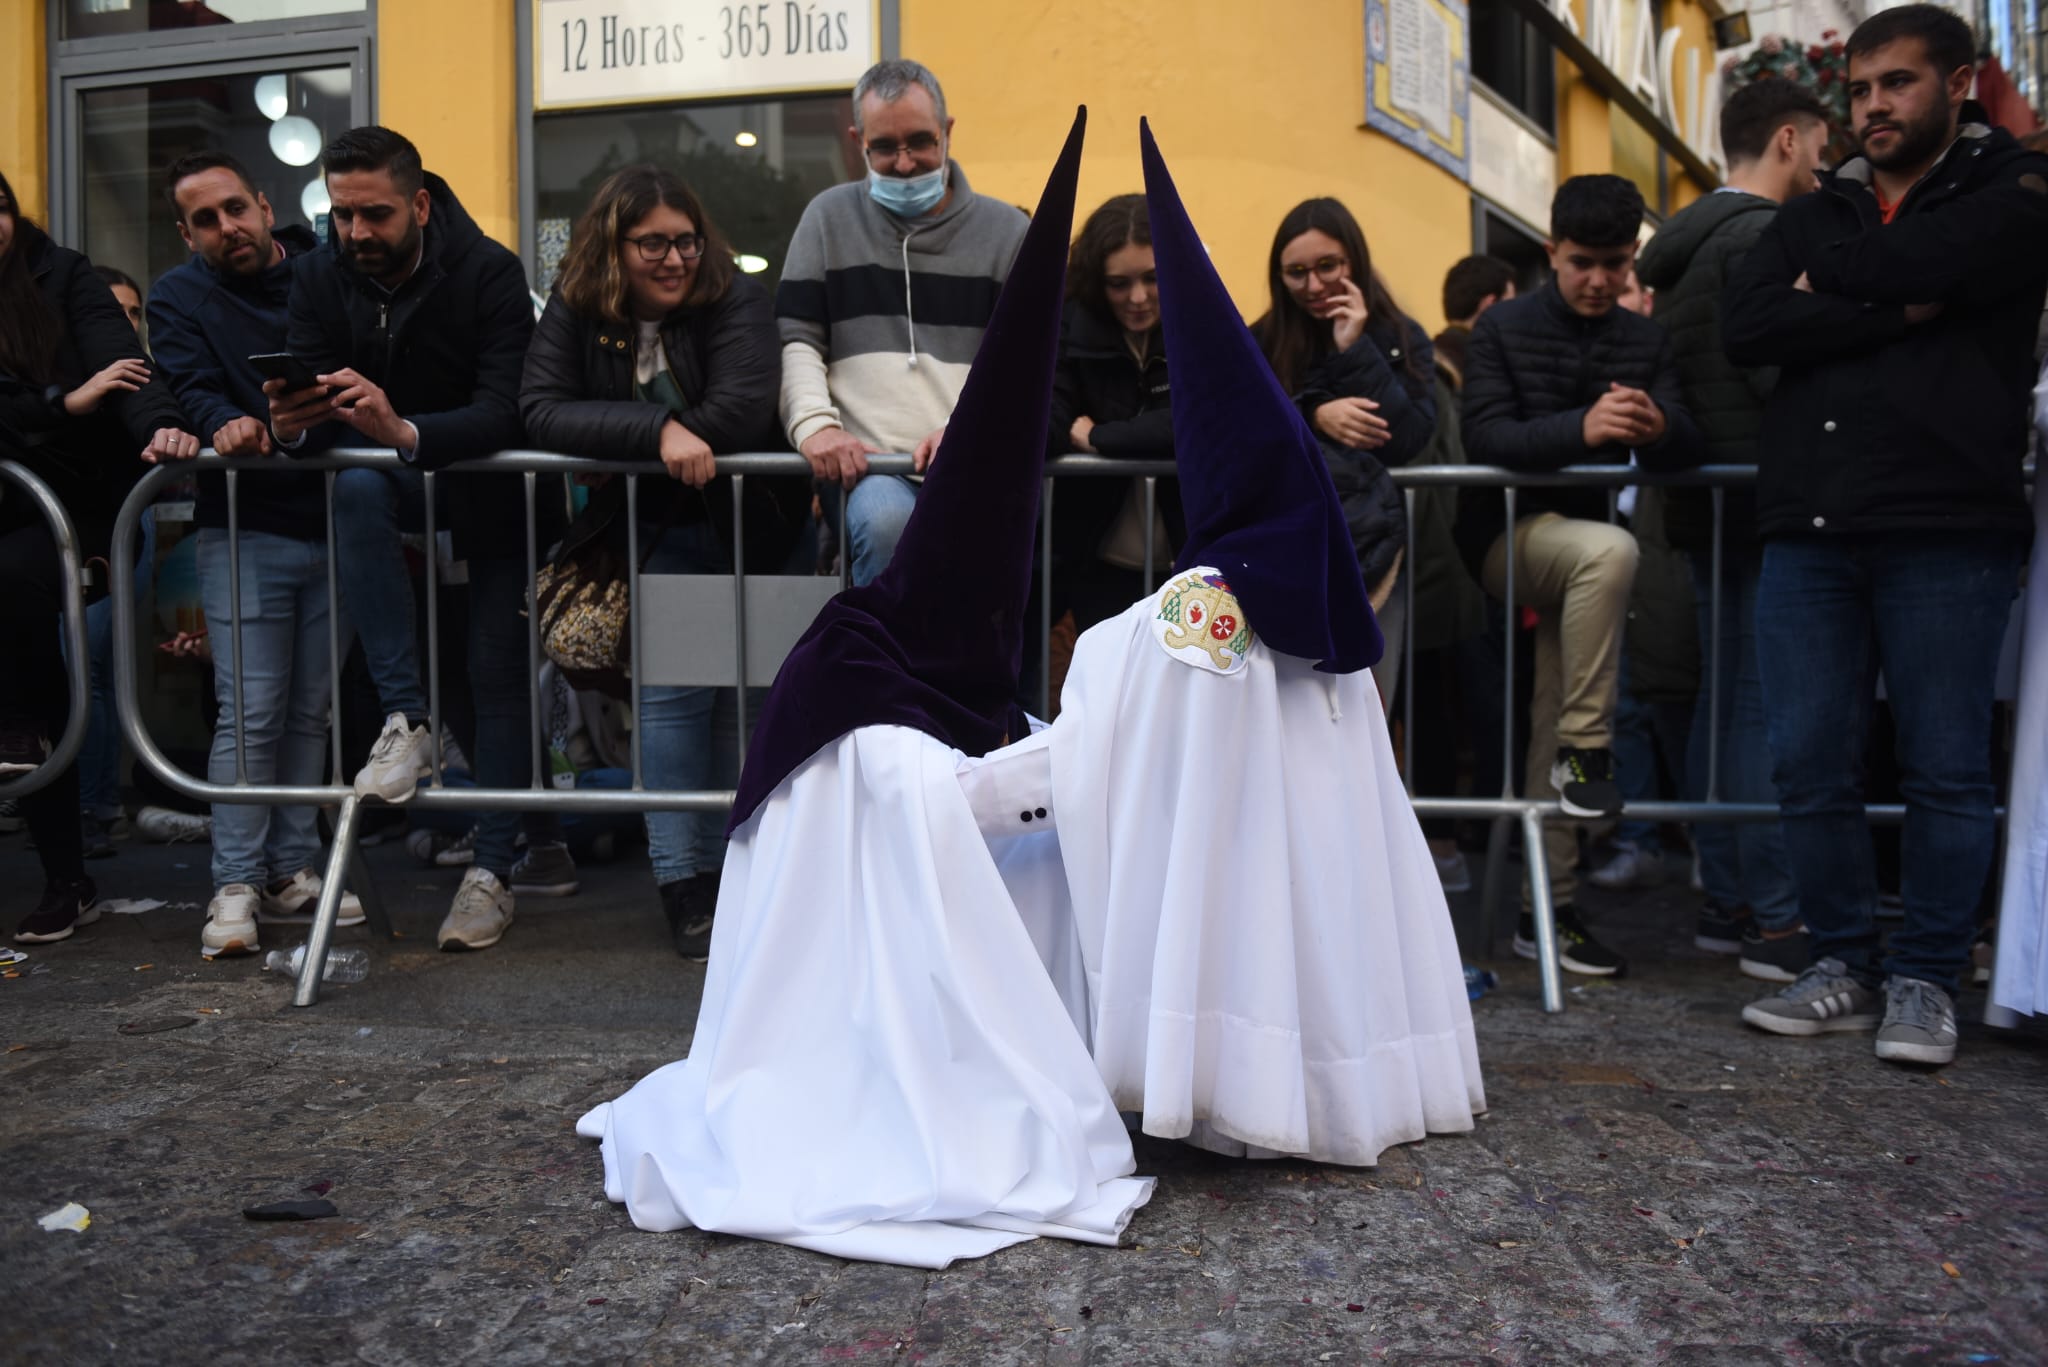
[1324,672,1343,721]
[900,227,923,368]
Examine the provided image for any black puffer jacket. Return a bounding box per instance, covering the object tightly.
[1455,283,1701,573]
[285,172,538,558]
[519,277,809,572]
[1723,109,2048,542]
[0,228,189,565]
[1288,317,1436,590]
[1045,301,1185,578]
[1635,189,1779,552]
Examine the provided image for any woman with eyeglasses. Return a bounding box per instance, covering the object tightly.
[1046,194,1187,636]
[521,164,809,960]
[1253,198,1436,704]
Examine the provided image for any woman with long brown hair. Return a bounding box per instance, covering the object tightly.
[521,163,807,960]
[1046,193,1187,635]
[0,168,197,942]
[1252,197,1436,700]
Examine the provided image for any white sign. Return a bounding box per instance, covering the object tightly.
[1469,88,1557,235]
[1541,0,1723,176]
[537,0,878,110]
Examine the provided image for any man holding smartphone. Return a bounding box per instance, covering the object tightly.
[147,151,365,959]
[268,125,573,954]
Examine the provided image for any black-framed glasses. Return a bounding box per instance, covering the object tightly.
[624,232,705,262]
[863,132,942,165]
[1281,257,1348,287]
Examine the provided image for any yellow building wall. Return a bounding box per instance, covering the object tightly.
[378,0,520,250]
[2,0,48,218]
[903,0,1473,332]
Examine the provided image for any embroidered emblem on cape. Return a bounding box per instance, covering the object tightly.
[1151,567,1254,674]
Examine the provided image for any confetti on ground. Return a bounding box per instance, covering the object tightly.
[38,1202,91,1233]
[1943,1262,1962,1278]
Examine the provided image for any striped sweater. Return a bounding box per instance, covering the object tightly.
[776,161,1028,455]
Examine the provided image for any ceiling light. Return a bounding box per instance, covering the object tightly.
[736,254,769,273]
[302,177,331,220]
[255,74,290,121]
[734,130,758,148]
[269,116,322,167]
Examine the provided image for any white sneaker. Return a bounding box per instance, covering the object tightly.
[258,868,366,927]
[437,867,513,951]
[201,884,262,958]
[135,805,212,844]
[355,713,433,803]
[1433,850,1472,894]
[1588,843,1667,891]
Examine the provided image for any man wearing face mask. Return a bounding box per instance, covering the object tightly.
[777,59,1029,585]
[1724,4,2048,1067]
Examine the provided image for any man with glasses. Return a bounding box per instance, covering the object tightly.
[777,59,1030,584]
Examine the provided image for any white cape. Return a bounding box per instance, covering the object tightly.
[576,726,1154,1269]
[987,597,1486,1166]
[1991,371,2048,1017]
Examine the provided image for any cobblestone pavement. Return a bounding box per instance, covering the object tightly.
[3,831,2044,1366]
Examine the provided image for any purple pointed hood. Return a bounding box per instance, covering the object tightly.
[727,107,1087,832]
[1142,119,1381,674]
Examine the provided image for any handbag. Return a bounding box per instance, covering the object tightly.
[530,483,677,697]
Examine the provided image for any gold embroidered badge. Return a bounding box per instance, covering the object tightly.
[1151,567,1255,674]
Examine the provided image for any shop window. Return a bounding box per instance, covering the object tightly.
[80,66,355,288]
[1469,0,1556,136]
[61,0,366,41]
[534,95,859,296]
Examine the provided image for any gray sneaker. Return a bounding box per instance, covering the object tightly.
[1874,977,1958,1066]
[510,840,578,897]
[1741,957,1879,1036]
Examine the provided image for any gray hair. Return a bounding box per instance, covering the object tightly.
[851,59,948,132]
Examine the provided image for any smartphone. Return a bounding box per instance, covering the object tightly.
[247,352,324,393]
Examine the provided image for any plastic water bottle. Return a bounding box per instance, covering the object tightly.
[263,944,370,984]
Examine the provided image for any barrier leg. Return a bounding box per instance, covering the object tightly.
[295,794,364,1008]
[1521,806,1565,1014]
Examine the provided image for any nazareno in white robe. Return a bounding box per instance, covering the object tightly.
[575,725,1155,1269]
[966,580,1487,1166]
[1991,361,2048,1018]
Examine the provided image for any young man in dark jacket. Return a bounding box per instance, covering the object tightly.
[1724,4,2048,1066]
[1635,79,1831,982]
[149,151,366,959]
[1457,175,1703,978]
[268,125,571,953]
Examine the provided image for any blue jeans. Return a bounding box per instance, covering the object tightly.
[1686,550,1797,929]
[819,473,918,586]
[464,555,558,881]
[1611,651,1693,854]
[1756,532,2025,994]
[331,466,430,724]
[77,509,156,818]
[641,521,735,884]
[407,767,638,859]
[197,529,338,890]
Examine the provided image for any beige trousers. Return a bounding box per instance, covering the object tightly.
[1480,513,1639,906]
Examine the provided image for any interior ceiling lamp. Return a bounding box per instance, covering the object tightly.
[270,115,322,167]
[734,130,759,147]
[255,74,290,121]
[736,254,769,273]
[302,177,332,220]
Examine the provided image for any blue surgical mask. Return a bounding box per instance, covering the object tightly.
[868,163,948,218]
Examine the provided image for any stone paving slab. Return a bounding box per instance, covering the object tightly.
[2,834,2044,1365]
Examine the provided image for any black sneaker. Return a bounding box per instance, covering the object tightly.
[1695,902,1752,955]
[80,813,117,861]
[1514,904,1628,977]
[0,727,51,777]
[1738,924,1811,984]
[15,878,100,943]
[1549,747,1622,819]
[660,874,719,962]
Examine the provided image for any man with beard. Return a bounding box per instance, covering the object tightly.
[1725,3,2048,1066]
[149,151,365,958]
[269,125,575,953]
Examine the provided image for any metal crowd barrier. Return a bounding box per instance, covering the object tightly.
[105,451,2027,1012]
[0,460,91,801]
